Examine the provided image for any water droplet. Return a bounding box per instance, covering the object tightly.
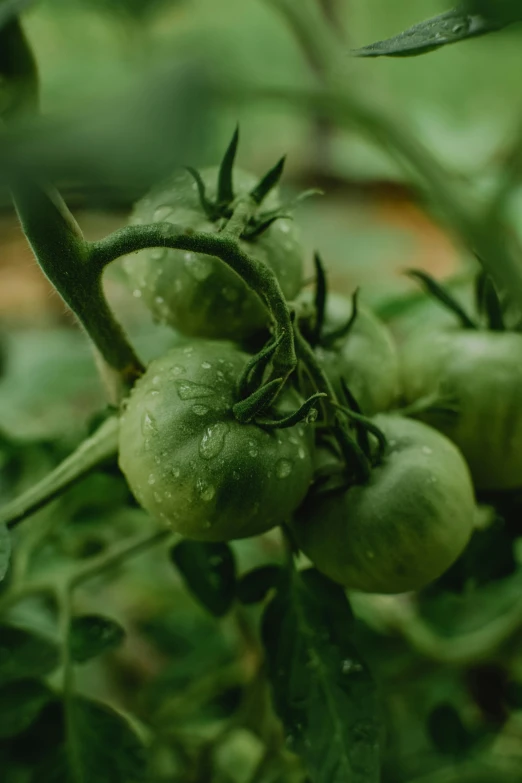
[197,480,216,501]
[201,361,212,369]
[154,491,163,503]
[217,370,224,379]
[133,289,142,298]
[141,411,157,435]
[298,447,306,460]
[153,205,174,222]
[170,365,185,377]
[165,490,172,499]
[452,22,464,33]
[249,448,258,458]
[199,422,229,459]
[306,408,318,424]
[183,345,194,354]
[280,222,290,233]
[151,247,165,261]
[422,446,433,455]
[176,380,215,400]
[184,252,212,281]
[152,375,161,386]
[172,466,180,478]
[192,404,209,416]
[289,435,298,446]
[148,474,156,486]
[218,358,225,364]
[154,296,165,305]
[276,459,292,478]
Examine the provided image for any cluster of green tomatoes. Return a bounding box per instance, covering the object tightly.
[118,133,522,596]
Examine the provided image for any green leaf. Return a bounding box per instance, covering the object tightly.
[0,12,38,123]
[170,541,236,617]
[69,615,126,664]
[0,524,10,581]
[237,565,282,605]
[0,625,60,685]
[406,269,478,330]
[262,569,380,783]
[0,679,52,739]
[353,7,511,59]
[34,698,147,783]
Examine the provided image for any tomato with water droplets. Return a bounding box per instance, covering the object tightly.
[118,341,314,541]
[400,328,522,490]
[290,415,475,594]
[122,168,305,341]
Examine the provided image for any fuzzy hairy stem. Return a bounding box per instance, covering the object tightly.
[89,222,297,381]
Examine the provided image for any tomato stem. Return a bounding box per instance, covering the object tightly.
[89,222,297,383]
[11,179,144,391]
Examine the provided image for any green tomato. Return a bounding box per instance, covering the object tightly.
[122,168,304,340]
[118,341,314,541]
[315,293,400,415]
[400,328,522,490]
[290,415,475,594]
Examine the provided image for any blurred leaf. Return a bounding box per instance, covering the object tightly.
[465,0,522,24]
[0,625,60,685]
[262,568,380,783]
[34,698,147,782]
[0,0,36,28]
[0,524,10,581]
[237,565,282,605]
[69,614,125,663]
[170,541,236,617]
[427,703,473,756]
[0,679,52,739]
[0,57,216,194]
[353,6,514,58]
[0,16,38,122]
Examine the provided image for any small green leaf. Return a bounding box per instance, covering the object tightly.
[312,252,327,346]
[171,541,236,617]
[237,565,282,605]
[233,378,284,423]
[353,7,509,59]
[217,125,239,206]
[250,156,286,205]
[69,615,125,664]
[0,524,10,581]
[0,625,60,685]
[0,679,52,739]
[475,270,505,331]
[35,698,147,783]
[262,568,380,783]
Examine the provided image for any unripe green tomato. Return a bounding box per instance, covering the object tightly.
[118,341,314,541]
[122,168,305,340]
[316,293,400,415]
[400,328,522,490]
[290,415,475,594]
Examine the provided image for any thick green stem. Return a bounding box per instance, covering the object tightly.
[89,223,296,381]
[0,416,119,530]
[12,180,144,385]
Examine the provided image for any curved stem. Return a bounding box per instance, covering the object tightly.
[0,416,119,530]
[11,180,144,387]
[88,223,296,382]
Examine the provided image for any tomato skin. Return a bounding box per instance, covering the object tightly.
[400,329,522,490]
[290,415,475,594]
[314,293,400,414]
[122,168,304,340]
[118,341,314,541]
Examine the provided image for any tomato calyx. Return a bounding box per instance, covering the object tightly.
[185,126,294,241]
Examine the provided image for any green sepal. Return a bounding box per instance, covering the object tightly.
[256,392,326,429]
[233,378,283,423]
[312,252,327,346]
[217,124,239,206]
[237,333,285,399]
[475,269,505,331]
[407,269,478,329]
[339,377,370,459]
[250,156,286,205]
[335,399,387,466]
[332,415,371,483]
[241,212,291,240]
[185,166,220,221]
[321,288,360,347]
